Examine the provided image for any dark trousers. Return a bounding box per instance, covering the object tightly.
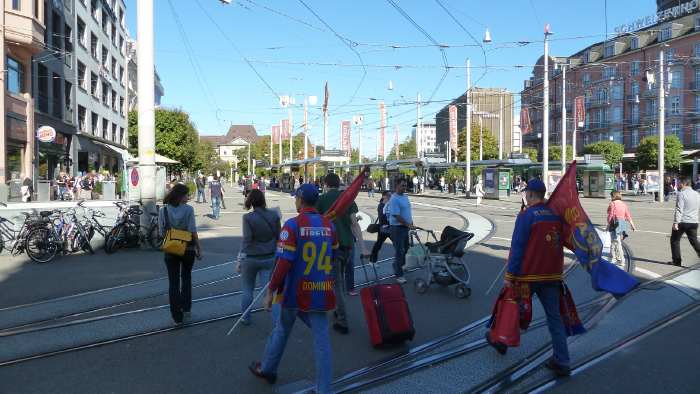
[670,223,700,265]
[389,226,409,277]
[370,230,390,263]
[164,251,196,322]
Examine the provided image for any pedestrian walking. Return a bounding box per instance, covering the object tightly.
[412,175,418,194]
[633,177,640,195]
[474,179,485,207]
[367,178,375,198]
[196,175,206,203]
[316,173,365,334]
[238,189,281,325]
[209,175,224,219]
[249,184,336,393]
[386,178,414,284]
[607,191,636,265]
[369,191,392,264]
[21,176,33,202]
[159,184,202,325]
[670,177,700,267]
[439,176,445,193]
[487,179,570,376]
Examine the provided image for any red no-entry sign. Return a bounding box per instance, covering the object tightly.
[130,168,139,187]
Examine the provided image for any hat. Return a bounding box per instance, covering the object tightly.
[291,183,319,204]
[524,179,546,193]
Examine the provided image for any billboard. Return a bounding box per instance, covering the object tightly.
[449,105,458,152]
[271,125,280,144]
[575,96,585,128]
[281,119,290,139]
[341,120,351,154]
[520,108,531,134]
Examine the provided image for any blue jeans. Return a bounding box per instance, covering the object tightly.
[368,189,374,198]
[211,196,221,218]
[240,256,274,322]
[530,282,570,366]
[196,188,206,202]
[261,304,332,393]
[389,226,409,277]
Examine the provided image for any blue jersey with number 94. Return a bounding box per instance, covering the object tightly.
[276,209,339,312]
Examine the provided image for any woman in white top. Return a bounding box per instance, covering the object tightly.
[474,179,485,207]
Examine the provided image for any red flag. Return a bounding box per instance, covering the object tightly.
[323,82,329,113]
[323,166,370,221]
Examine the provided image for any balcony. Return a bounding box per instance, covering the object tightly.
[587,100,609,109]
[588,121,610,131]
[643,89,658,98]
[4,7,46,54]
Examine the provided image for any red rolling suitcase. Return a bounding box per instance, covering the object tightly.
[359,257,415,347]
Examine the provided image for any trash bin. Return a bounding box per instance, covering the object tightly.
[101,181,116,200]
[37,180,52,202]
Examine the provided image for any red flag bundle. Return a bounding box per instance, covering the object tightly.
[515,282,533,330]
[560,283,586,336]
[487,286,521,349]
[323,166,370,221]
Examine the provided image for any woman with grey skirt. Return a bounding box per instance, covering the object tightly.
[237,189,281,325]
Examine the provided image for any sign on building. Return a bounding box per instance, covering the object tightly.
[449,105,458,153]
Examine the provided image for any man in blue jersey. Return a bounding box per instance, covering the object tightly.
[249,184,338,393]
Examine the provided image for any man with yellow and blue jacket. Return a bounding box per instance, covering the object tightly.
[502,179,570,377]
[249,184,338,393]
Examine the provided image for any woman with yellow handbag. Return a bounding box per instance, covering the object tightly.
[159,184,202,325]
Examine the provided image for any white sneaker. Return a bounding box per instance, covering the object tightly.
[396,276,407,284]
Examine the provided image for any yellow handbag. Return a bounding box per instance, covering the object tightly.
[161,207,192,257]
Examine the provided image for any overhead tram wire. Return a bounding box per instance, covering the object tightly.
[166,0,220,119]
[386,0,450,102]
[195,0,281,102]
[245,0,326,33]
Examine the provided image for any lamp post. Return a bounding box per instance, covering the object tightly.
[543,24,552,193]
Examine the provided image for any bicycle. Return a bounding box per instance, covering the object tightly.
[24,209,66,263]
[0,204,45,257]
[105,202,162,254]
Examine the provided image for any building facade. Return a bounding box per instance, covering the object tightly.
[520,0,700,159]
[201,124,259,167]
[412,122,437,153]
[73,0,129,175]
[435,87,515,158]
[1,0,46,185]
[125,39,164,112]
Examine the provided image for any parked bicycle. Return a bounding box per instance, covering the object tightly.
[104,201,161,254]
[0,204,46,257]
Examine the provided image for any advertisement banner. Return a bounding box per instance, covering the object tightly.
[379,102,386,160]
[575,96,585,128]
[520,108,531,134]
[281,119,290,139]
[271,125,280,144]
[341,120,351,154]
[449,105,458,151]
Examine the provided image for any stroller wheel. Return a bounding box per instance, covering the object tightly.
[455,284,471,299]
[414,278,429,294]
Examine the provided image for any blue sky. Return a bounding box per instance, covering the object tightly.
[126,0,655,156]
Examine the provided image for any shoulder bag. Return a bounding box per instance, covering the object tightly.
[367,217,380,234]
[161,206,193,257]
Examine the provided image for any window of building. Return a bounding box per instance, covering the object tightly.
[119,96,124,115]
[111,23,117,47]
[37,64,49,113]
[631,81,640,97]
[102,14,109,35]
[604,43,614,58]
[665,48,677,64]
[64,81,73,121]
[102,119,109,140]
[631,36,639,50]
[612,84,623,100]
[612,106,622,123]
[11,0,20,11]
[695,43,700,58]
[119,66,124,86]
[659,24,672,41]
[77,18,86,47]
[91,0,99,21]
[603,65,617,79]
[78,106,87,132]
[631,130,639,146]
[6,57,24,94]
[91,112,99,135]
[631,105,640,122]
[119,127,125,145]
[119,35,125,55]
[77,61,86,90]
[102,82,109,105]
[64,24,72,66]
[646,99,657,116]
[671,96,681,114]
[102,45,108,68]
[694,125,700,144]
[90,72,98,97]
[696,95,700,111]
[111,89,117,111]
[631,60,640,76]
[52,73,62,118]
[670,68,682,89]
[52,11,62,50]
[112,123,117,142]
[90,33,98,59]
[111,57,117,78]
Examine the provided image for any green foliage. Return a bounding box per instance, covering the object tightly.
[521,147,539,162]
[635,135,683,170]
[548,145,574,162]
[386,137,417,161]
[456,124,499,161]
[129,109,199,172]
[93,181,103,195]
[583,141,624,167]
[444,167,465,180]
[185,181,197,197]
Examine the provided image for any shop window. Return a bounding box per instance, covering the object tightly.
[6,57,25,94]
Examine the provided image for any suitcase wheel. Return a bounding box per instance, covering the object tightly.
[414,278,429,294]
[455,284,471,299]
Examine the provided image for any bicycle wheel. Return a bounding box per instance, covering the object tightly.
[25,227,58,263]
[147,224,163,250]
[76,226,95,255]
[105,225,124,254]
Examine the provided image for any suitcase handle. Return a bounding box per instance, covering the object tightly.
[360,254,381,285]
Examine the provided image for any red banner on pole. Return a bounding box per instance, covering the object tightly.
[449,105,458,151]
[341,120,351,154]
[379,102,386,160]
[520,108,531,134]
[281,119,290,139]
[575,96,585,127]
[272,125,280,144]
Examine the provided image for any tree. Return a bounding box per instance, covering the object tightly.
[583,141,624,168]
[456,124,499,161]
[128,109,199,172]
[521,147,539,162]
[386,137,417,161]
[548,145,574,162]
[635,135,683,170]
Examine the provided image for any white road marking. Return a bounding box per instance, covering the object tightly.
[635,267,662,278]
[491,236,512,241]
[635,230,670,235]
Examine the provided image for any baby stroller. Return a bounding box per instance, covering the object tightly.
[409,226,474,298]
